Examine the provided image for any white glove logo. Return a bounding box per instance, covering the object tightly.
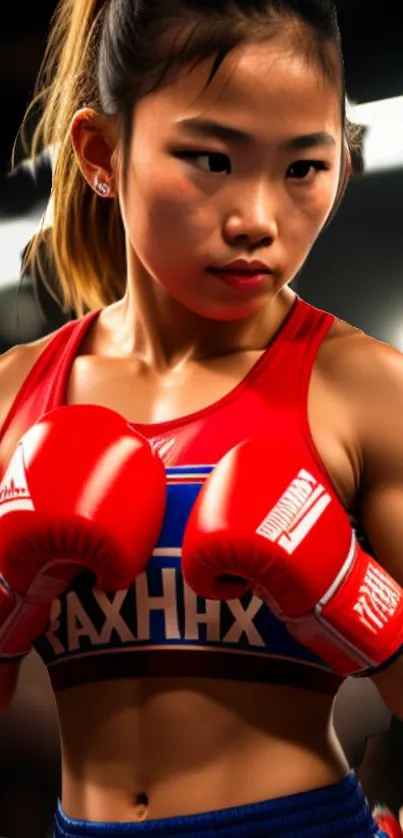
[0,443,34,517]
[256,469,331,555]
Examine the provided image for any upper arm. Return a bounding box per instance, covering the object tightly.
[0,339,52,711]
[0,343,39,431]
[350,342,403,715]
[0,335,55,475]
[356,343,403,587]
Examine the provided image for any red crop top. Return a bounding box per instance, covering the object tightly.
[0,296,346,693]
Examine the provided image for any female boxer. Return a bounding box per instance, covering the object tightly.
[0,0,402,835]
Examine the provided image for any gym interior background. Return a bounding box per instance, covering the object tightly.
[0,2,403,836]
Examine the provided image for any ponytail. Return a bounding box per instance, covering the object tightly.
[18,0,126,316]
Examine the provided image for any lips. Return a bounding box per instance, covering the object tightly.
[217,269,267,275]
[208,268,271,292]
[211,260,272,275]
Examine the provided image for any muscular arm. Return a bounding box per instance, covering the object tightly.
[351,340,403,718]
[0,344,37,436]
[0,337,53,711]
[0,333,56,472]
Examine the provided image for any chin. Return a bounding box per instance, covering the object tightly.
[188,301,266,322]
[186,291,274,322]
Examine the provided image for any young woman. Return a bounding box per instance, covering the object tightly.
[0,1,402,835]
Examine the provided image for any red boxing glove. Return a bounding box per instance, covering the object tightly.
[182,438,403,677]
[0,404,166,659]
[373,806,403,837]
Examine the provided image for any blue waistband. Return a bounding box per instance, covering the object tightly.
[54,771,383,837]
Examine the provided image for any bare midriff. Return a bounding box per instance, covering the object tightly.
[57,676,348,822]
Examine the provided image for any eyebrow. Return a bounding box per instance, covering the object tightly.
[177,117,336,151]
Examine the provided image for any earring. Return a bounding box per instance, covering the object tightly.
[94,178,111,197]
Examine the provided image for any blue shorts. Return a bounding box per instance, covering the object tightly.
[53,771,388,837]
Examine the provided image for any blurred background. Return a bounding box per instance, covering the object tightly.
[1,1,403,836]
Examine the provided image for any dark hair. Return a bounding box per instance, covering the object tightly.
[19,0,366,315]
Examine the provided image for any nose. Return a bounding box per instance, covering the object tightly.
[223,181,278,249]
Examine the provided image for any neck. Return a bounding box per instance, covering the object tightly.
[99,262,296,372]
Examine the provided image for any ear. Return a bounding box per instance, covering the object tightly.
[70,108,119,198]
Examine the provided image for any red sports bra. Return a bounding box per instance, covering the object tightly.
[1,296,345,693]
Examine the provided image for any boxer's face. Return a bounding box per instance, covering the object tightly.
[119,35,343,321]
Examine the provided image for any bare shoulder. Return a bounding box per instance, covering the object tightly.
[317,316,403,457]
[0,331,56,432]
[0,333,58,711]
[317,316,403,395]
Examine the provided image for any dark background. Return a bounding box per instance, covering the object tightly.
[0,3,403,836]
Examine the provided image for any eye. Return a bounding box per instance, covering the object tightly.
[287,160,328,181]
[175,151,231,175]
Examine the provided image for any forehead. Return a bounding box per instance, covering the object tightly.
[135,38,342,143]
